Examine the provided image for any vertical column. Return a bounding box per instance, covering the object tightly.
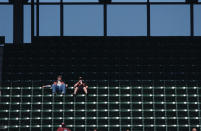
[152,83,156,131]
[62,94,65,125]
[104,3,107,37]
[60,0,63,36]
[141,85,145,131]
[8,83,13,131]
[19,87,23,131]
[187,0,198,36]
[119,82,121,131]
[0,44,4,86]
[130,82,133,131]
[51,96,55,131]
[164,81,168,131]
[174,84,179,131]
[73,94,75,131]
[185,85,191,131]
[190,3,194,36]
[85,91,87,131]
[99,0,111,37]
[147,0,150,37]
[108,81,110,131]
[13,0,25,44]
[41,87,44,130]
[31,0,34,41]
[96,84,98,129]
[196,83,201,131]
[36,0,39,36]
[30,83,33,131]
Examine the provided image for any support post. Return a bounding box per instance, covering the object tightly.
[11,0,28,44]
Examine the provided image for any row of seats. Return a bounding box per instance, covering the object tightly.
[1,80,201,87]
[1,37,201,130]
[3,73,201,81]
[3,37,201,81]
[0,84,201,131]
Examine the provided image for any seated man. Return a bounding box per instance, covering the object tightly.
[73,76,88,96]
[42,75,67,95]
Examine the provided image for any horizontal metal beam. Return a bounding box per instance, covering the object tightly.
[1,2,201,5]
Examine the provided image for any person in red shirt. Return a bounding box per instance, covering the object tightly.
[73,76,88,96]
[57,123,71,131]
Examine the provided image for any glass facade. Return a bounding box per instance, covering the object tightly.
[107,5,147,36]
[0,1,201,44]
[39,5,60,36]
[150,0,185,2]
[194,5,201,36]
[39,0,60,2]
[112,0,147,2]
[151,5,190,36]
[34,5,37,36]
[63,0,99,2]
[0,5,13,43]
[0,0,8,2]
[24,5,31,43]
[64,5,103,36]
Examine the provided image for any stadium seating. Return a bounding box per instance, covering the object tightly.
[1,37,201,131]
[2,37,201,81]
[0,80,201,131]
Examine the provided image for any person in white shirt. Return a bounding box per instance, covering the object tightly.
[42,75,67,95]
